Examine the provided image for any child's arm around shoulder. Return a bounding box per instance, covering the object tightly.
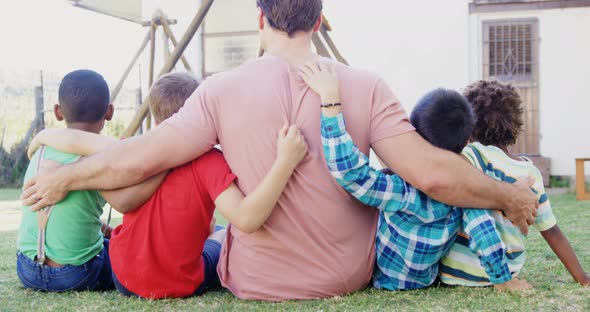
[28,128,117,159]
[299,62,407,212]
[213,124,308,233]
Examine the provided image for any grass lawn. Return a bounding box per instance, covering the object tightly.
[0,189,21,201]
[0,193,588,311]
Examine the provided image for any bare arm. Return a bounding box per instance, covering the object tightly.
[214,125,308,233]
[26,128,171,213]
[299,61,538,234]
[28,128,117,159]
[541,225,590,286]
[21,82,218,211]
[372,133,537,234]
[99,171,168,214]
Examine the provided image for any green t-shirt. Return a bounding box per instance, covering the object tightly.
[17,146,106,265]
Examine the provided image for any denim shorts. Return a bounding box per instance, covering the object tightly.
[16,239,114,292]
[113,236,223,298]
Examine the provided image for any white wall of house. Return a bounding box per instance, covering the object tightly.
[324,0,471,113]
[468,7,590,175]
[325,1,589,176]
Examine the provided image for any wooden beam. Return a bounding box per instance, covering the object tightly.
[110,31,150,104]
[146,22,157,130]
[161,18,193,71]
[123,0,216,137]
[470,0,590,13]
[319,25,348,65]
[141,19,177,27]
[575,158,590,201]
[311,33,331,58]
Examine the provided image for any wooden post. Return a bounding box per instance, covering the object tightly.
[123,0,216,138]
[311,33,331,58]
[110,31,150,104]
[14,84,44,169]
[162,24,171,62]
[319,25,348,65]
[161,18,192,71]
[575,158,590,201]
[146,21,157,130]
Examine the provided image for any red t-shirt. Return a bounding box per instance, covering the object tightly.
[109,149,236,299]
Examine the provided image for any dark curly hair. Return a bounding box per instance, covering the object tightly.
[463,80,523,147]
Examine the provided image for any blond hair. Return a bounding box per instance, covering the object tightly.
[148,72,199,123]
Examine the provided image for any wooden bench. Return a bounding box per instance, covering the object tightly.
[575,158,590,201]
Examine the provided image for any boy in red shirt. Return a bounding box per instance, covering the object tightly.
[28,72,308,298]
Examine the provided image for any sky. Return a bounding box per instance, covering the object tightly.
[0,0,148,86]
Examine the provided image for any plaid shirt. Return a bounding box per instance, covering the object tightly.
[321,113,512,290]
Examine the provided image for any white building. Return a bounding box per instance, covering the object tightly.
[127,0,590,178]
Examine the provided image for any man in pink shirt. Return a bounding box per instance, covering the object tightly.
[23,0,538,301]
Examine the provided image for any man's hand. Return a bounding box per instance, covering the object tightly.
[501,176,539,235]
[21,166,70,211]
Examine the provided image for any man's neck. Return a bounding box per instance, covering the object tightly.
[263,30,318,67]
[67,122,102,134]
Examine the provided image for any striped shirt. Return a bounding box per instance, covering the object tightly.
[321,114,511,290]
[439,142,557,286]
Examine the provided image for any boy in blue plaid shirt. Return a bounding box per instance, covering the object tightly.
[298,62,532,291]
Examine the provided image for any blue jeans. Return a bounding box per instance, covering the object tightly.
[16,239,114,292]
[113,230,223,298]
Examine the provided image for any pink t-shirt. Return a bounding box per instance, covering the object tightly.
[163,55,414,301]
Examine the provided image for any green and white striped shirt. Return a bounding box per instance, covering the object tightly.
[439,142,557,286]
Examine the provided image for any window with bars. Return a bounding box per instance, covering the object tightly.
[482,19,540,155]
[486,21,536,81]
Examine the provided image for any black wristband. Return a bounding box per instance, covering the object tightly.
[320,102,342,108]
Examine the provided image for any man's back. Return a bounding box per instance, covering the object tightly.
[163,55,413,300]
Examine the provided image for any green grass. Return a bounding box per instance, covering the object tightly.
[0,188,20,201]
[0,194,589,311]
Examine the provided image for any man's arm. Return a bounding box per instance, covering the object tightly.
[298,61,537,234]
[214,125,308,233]
[28,128,169,213]
[372,132,537,234]
[22,84,218,211]
[321,113,406,212]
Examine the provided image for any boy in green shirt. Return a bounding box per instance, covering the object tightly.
[16,69,117,291]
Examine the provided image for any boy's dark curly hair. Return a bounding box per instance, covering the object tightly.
[463,80,523,147]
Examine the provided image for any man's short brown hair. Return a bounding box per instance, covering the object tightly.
[149,73,199,123]
[463,80,523,147]
[257,0,322,37]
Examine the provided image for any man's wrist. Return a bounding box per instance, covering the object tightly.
[55,165,75,192]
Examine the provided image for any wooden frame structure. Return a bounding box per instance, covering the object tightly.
[575,158,590,201]
[116,0,347,137]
